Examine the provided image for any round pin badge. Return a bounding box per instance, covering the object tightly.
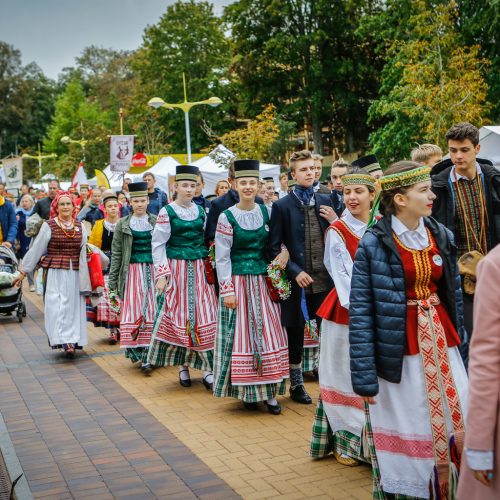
[75,227,80,232]
[433,254,442,266]
[265,224,270,232]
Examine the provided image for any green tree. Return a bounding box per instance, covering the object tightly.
[44,77,111,179]
[224,0,380,155]
[368,0,490,163]
[130,0,233,154]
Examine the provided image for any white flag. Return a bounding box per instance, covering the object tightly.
[3,157,23,190]
[72,162,88,190]
[110,135,134,172]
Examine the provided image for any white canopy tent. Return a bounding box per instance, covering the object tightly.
[479,126,500,168]
[139,156,180,193]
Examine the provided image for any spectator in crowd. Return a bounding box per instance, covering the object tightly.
[16,194,35,290]
[0,189,18,249]
[312,154,330,194]
[77,189,102,226]
[192,172,211,214]
[142,173,168,215]
[278,172,289,198]
[214,180,230,197]
[16,184,31,206]
[411,143,443,167]
[33,179,60,220]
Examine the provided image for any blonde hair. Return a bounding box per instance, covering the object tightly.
[410,144,443,164]
[332,158,350,169]
[289,150,313,172]
[312,153,324,162]
[215,180,230,196]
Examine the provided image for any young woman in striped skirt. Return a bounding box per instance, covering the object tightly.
[310,171,375,465]
[148,165,217,389]
[108,182,157,372]
[214,159,289,415]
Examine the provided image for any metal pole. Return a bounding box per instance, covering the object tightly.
[119,108,124,135]
[38,157,42,178]
[184,111,192,164]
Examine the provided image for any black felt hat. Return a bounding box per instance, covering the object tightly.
[128,181,148,198]
[176,164,200,182]
[352,154,381,174]
[234,159,260,178]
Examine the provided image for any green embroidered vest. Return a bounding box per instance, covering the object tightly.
[166,204,208,260]
[225,204,269,275]
[130,229,153,263]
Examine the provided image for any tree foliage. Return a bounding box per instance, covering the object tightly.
[368,0,490,163]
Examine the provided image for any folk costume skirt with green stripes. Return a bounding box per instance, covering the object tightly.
[148,258,217,371]
[310,319,367,462]
[213,274,289,403]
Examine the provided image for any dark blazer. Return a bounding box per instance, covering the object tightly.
[204,189,263,247]
[349,216,466,397]
[431,158,500,250]
[269,191,334,279]
[32,196,52,220]
[315,183,331,195]
[330,189,345,217]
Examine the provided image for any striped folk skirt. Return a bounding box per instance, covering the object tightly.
[120,263,156,350]
[148,258,217,371]
[310,319,366,461]
[86,275,120,330]
[213,274,289,403]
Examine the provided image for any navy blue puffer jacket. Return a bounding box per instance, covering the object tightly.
[349,216,466,397]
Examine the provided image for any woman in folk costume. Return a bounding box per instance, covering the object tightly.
[148,165,217,389]
[310,170,376,465]
[108,182,157,371]
[86,191,121,344]
[16,191,91,357]
[349,162,468,499]
[214,159,289,415]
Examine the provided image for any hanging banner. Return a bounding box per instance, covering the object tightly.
[3,157,23,190]
[110,135,134,172]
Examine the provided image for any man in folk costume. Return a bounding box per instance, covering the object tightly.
[213,159,289,414]
[108,182,157,371]
[148,165,217,389]
[431,122,500,350]
[350,162,468,499]
[310,170,376,465]
[269,150,337,405]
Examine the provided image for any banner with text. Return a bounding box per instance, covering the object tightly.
[3,157,23,190]
[110,135,134,172]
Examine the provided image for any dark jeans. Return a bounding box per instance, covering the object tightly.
[286,290,328,365]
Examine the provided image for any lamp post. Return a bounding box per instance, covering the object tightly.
[60,134,88,162]
[148,73,222,164]
[22,143,57,178]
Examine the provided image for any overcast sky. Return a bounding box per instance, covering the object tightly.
[0,0,233,79]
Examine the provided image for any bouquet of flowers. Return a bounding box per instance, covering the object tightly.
[204,242,216,284]
[266,260,291,302]
[109,290,121,314]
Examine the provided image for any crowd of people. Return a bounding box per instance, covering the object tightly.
[8,121,500,499]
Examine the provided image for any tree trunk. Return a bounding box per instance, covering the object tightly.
[311,112,323,154]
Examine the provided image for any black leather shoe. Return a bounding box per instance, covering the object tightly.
[312,368,319,381]
[202,374,213,391]
[179,368,191,387]
[243,402,258,410]
[264,401,281,415]
[141,363,153,375]
[289,384,312,404]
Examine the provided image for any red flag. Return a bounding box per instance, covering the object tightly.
[72,162,88,190]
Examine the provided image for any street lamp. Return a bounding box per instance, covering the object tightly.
[61,135,88,162]
[22,144,57,178]
[148,72,222,163]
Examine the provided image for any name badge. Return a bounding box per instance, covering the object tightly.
[433,254,442,266]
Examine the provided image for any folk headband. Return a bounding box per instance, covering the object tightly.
[342,173,376,189]
[379,166,431,191]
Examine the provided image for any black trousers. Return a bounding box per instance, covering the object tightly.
[286,290,328,366]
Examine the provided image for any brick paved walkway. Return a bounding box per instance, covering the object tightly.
[0,289,372,499]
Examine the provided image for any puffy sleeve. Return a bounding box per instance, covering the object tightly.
[324,228,353,308]
[215,212,234,297]
[21,222,51,273]
[151,207,172,282]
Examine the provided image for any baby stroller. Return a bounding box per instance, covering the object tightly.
[0,246,27,323]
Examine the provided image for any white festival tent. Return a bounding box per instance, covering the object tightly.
[191,155,281,196]
[479,126,500,168]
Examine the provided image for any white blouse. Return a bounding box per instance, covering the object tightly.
[323,212,367,309]
[22,219,88,274]
[130,214,153,231]
[151,202,203,282]
[391,215,429,250]
[215,205,269,297]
